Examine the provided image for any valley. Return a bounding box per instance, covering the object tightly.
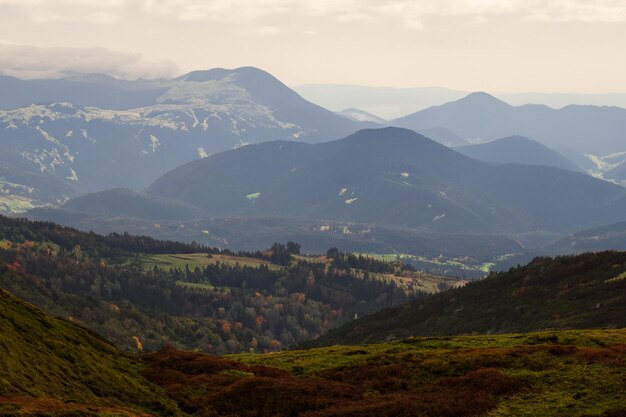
[1,29,626,416]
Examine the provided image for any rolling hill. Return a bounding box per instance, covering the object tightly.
[62,188,206,220]
[144,127,626,236]
[455,136,582,172]
[308,250,626,347]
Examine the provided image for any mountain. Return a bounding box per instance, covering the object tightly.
[294,83,626,120]
[416,127,468,147]
[548,221,626,253]
[338,108,386,124]
[0,285,179,415]
[293,84,467,119]
[63,188,206,220]
[0,73,166,110]
[455,136,582,172]
[392,92,626,155]
[0,67,361,209]
[145,127,626,236]
[308,250,626,346]
[606,161,626,184]
[587,151,626,186]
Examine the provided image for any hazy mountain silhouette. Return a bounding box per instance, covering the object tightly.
[393,92,626,155]
[143,127,626,235]
[0,73,166,110]
[63,188,205,220]
[338,108,386,124]
[295,83,626,120]
[455,136,582,172]
[0,67,362,204]
[547,220,626,253]
[416,127,468,147]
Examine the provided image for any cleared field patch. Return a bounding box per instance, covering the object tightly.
[371,271,465,294]
[175,280,215,290]
[139,253,279,271]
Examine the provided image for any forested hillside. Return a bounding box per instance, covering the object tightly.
[0,216,456,353]
[0,287,180,416]
[310,251,626,346]
[3,284,626,417]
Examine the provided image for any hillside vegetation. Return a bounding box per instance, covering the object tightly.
[144,329,626,417]
[0,286,179,416]
[0,216,456,354]
[309,251,626,346]
[3,284,625,416]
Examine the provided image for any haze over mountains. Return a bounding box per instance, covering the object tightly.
[296,84,626,119]
[393,92,626,155]
[41,128,626,245]
[454,136,583,173]
[2,66,626,259]
[0,67,361,204]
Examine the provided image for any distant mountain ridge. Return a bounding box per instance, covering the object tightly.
[337,108,386,124]
[63,188,206,220]
[455,136,582,172]
[141,127,626,236]
[548,221,626,253]
[0,67,362,207]
[392,92,626,155]
[295,83,626,120]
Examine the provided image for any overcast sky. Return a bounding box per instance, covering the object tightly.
[0,0,625,93]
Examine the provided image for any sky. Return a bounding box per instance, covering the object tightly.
[0,0,625,93]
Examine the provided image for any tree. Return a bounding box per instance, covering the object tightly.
[286,241,301,255]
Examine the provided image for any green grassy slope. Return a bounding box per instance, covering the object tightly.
[0,285,180,416]
[308,251,626,347]
[1,282,626,417]
[143,329,626,417]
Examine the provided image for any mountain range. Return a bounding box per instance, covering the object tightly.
[146,127,626,235]
[392,92,626,156]
[5,69,626,212]
[0,67,362,206]
[296,83,626,119]
[41,127,626,241]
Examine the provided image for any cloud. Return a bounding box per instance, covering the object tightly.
[0,0,125,24]
[1,0,626,29]
[0,41,179,79]
[139,0,626,25]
